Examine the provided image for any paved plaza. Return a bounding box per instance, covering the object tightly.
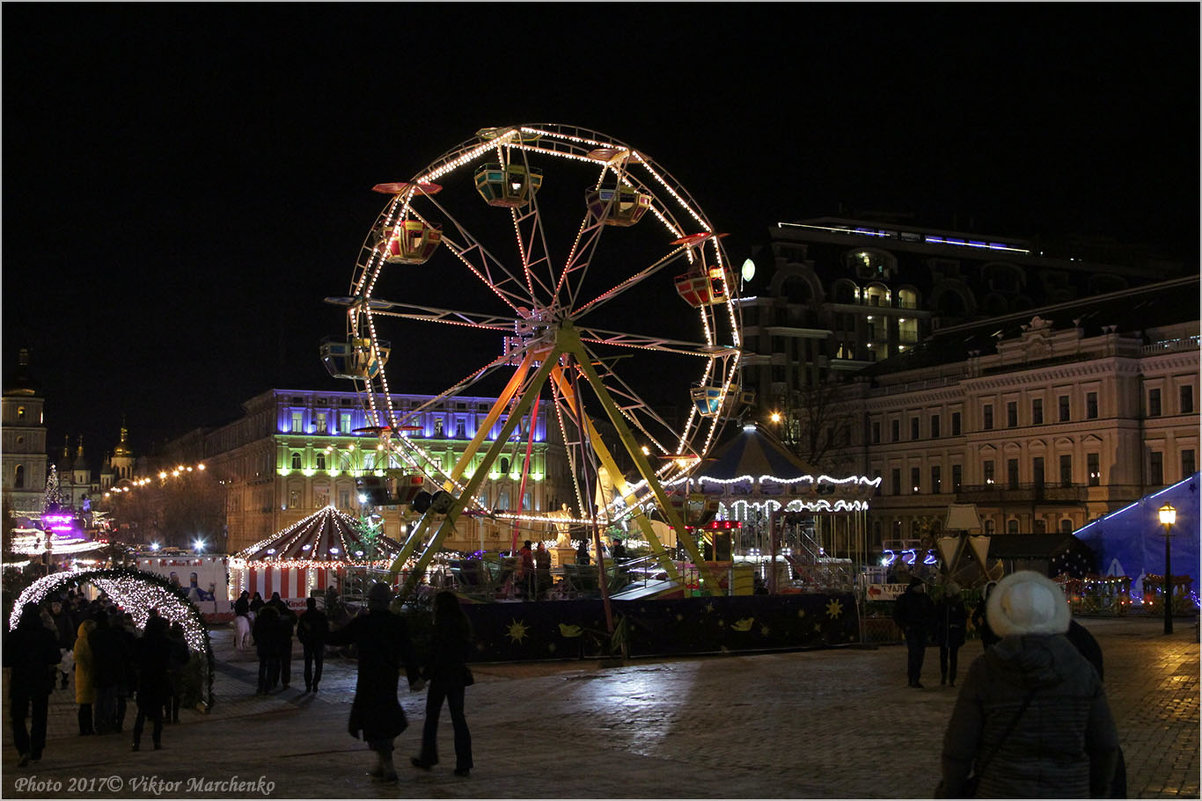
[3,615,1197,798]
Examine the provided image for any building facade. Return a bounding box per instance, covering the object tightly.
[1,349,50,516]
[823,276,1199,551]
[163,388,570,555]
[738,217,1182,447]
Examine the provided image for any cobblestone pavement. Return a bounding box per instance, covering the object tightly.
[3,616,1197,798]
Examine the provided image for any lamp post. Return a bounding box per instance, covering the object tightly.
[1158,503,1176,635]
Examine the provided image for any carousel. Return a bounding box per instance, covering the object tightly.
[228,505,404,607]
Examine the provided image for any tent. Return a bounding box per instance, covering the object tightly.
[229,505,404,607]
[1074,474,1200,605]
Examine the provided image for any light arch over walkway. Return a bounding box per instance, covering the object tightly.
[8,568,215,709]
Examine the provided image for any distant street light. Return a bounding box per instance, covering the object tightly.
[193,537,206,553]
[1158,503,1176,635]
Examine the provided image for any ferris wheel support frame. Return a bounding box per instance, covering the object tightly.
[389,321,719,600]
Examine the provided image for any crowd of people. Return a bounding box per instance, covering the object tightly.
[3,591,192,764]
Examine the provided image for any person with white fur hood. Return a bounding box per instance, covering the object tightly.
[936,570,1119,798]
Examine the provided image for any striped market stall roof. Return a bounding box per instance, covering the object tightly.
[233,505,403,564]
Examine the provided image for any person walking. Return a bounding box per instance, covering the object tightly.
[534,542,552,600]
[893,577,934,688]
[253,604,280,694]
[970,580,1001,649]
[269,593,297,690]
[49,599,76,689]
[575,540,591,566]
[73,619,97,735]
[164,622,188,723]
[297,596,329,693]
[1066,618,1128,798]
[411,590,474,778]
[130,616,188,751]
[88,611,130,734]
[517,541,535,599]
[936,570,1120,798]
[326,583,424,784]
[3,603,61,766]
[934,582,968,687]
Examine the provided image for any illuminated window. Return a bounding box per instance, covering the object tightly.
[339,411,352,433]
[290,452,302,470]
[315,453,326,471]
[291,411,303,433]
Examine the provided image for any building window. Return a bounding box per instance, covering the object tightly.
[1006,402,1018,428]
[930,414,940,438]
[910,418,919,440]
[16,406,25,420]
[316,412,327,433]
[1181,385,1195,414]
[1058,395,1070,422]
[1148,388,1162,417]
[891,468,901,496]
[1086,392,1098,420]
[891,419,900,442]
[288,489,301,508]
[1007,459,1020,489]
[931,465,942,494]
[1059,454,1072,487]
[1033,456,1045,488]
[456,420,466,439]
[1183,449,1196,477]
[983,460,995,485]
[290,452,302,470]
[951,412,961,436]
[339,411,352,434]
[910,467,920,494]
[983,404,994,430]
[952,464,962,492]
[872,421,881,444]
[1007,519,1020,534]
[1087,453,1100,486]
[1060,519,1074,534]
[1034,519,1047,534]
[1150,452,1164,485]
[434,418,444,436]
[13,464,24,489]
[291,411,303,433]
[1032,398,1043,425]
[315,453,326,471]
[984,519,995,534]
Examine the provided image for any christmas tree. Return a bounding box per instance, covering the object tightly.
[42,464,63,512]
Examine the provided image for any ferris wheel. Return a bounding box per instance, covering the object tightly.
[323,124,745,596]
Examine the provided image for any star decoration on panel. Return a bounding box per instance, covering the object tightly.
[506,618,529,644]
[825,598,844,619]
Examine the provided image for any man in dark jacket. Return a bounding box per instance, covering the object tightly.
[297,596,329,693]
[88,611,131,734]
[49,600,76,689]
[4,604,61,765]
[893,577,934,688]
[130,617,189,751]
[326,583,424,783]
[268,593,297,690]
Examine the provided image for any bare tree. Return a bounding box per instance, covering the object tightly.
[773,381,859,473]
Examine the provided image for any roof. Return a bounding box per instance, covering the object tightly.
[234,505,403,564]
[698,424,821,481]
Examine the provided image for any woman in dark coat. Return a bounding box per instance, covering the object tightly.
[411,590,474,777]
[938,571,1119,798]
[934,582,968,687]
[326,583,423,783]
[130,617,188,751]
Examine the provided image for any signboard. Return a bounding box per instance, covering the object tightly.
[864,583,911,602]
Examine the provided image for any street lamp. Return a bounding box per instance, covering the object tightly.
[1158,503,1176,635]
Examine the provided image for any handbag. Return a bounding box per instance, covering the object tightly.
[960,688,1036,797]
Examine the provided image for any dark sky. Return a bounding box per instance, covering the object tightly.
[4,4,1198,467]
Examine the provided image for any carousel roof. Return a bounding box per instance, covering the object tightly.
[234,505,403,563]
[697,423,821,481]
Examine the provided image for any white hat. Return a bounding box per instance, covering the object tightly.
[986,570,1070,637]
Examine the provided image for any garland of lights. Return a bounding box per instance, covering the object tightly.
[9,568,215,710]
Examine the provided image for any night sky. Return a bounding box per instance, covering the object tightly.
[4,4,1198,467]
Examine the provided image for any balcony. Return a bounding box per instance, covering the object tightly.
[957,483,1087,504]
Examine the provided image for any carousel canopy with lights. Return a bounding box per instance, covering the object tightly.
[234,505,403,563]
[230,505,405,601]
[677,423,880,514]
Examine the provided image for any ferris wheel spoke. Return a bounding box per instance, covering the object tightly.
[570,243,692,320]
[576,325,737,359]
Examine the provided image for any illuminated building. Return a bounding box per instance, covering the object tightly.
[1,349,50,516]
[162,388,569,555]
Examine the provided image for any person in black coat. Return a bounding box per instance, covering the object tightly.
[88,611,131,734]
[893,577,935,688]
[326,583,424,783]
[234,590,250,618]
[933,582,968,687]
[411,590,474,777]
[970,580,1001,650]
[252,605,280,694]
[1067,619,1128,798]
[3,603,61,765]
[268,593,297,690]
[297,596,329,693]
[48,600,76,689]
[130,617,188,751]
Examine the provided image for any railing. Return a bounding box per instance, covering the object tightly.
[1142,336,1199,355]
[957,483,1086,503]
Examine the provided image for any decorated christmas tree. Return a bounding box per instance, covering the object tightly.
[42,465,63,513]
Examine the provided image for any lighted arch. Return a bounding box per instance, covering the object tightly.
[8,568,215,709]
